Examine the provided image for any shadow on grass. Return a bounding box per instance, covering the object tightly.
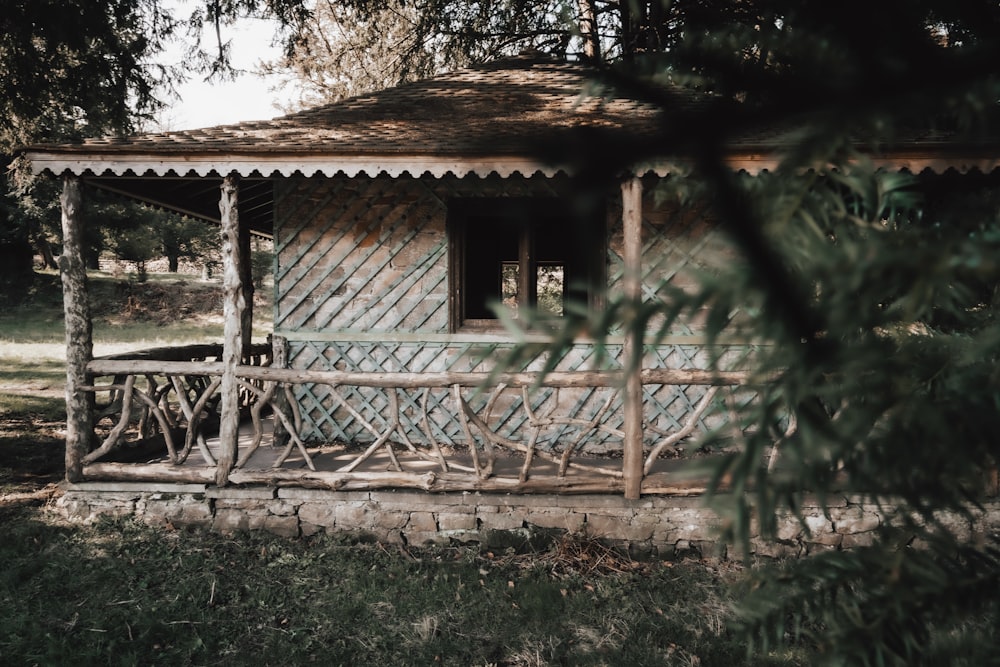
[0,510,811,667]
[0,432,64,493]
[1,359,67,384]
[0,392,66,423]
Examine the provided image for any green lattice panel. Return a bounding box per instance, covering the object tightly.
[287,339,753,453]
[606,188,736,336]
[274,174,578,335]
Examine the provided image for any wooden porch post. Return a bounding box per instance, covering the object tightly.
[621,176,644,500]
[239,219,254,347]
[216,173,245,486]
[59,174,94,482]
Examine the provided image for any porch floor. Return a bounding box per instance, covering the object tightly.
[195,418,631,477]
[93,417,704,494]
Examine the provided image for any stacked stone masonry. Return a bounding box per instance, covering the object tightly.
[55,483,1000,559]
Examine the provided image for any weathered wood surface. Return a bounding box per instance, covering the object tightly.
[59,175,94,483]
[216,173,244,486]
[80,459,713,495]
[271,336,291,447]
[80,462,709,495]
[82,348,753,495]
[621,176,645,500]
[81,366,749,493]
[82,463,217,484]
[86,361,754,388]
[97,344,226,362]
[81,325,756,494]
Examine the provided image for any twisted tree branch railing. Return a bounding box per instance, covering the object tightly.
[81,348,755,493]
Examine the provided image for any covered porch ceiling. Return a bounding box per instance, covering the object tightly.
[85,174,277,238]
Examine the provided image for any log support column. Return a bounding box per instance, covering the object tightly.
[59,174,94,482]
[621,176,644,500]
[216,173,245,486]
[239,218,254,347]
[271,335,290,448]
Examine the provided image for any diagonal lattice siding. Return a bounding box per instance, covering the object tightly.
[285,338,753,452]
[275,174,751,451]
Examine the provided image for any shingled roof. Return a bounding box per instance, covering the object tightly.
[23,53,668,180]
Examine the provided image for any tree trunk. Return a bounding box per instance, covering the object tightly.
[35,235,59,270]
[620,0,637,60]
[216,173,244,486]
[578,0,601,60]
[59,175,94,482]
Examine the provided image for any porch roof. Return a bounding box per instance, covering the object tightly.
[22,54,675,180]
[18,53,1000,237]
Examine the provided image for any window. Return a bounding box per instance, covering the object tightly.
[449,198,605,330]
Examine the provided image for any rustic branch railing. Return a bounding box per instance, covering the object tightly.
[80,347,754,495]
[84,344,271,464]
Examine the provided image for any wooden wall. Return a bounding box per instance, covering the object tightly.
[274,174,750,450]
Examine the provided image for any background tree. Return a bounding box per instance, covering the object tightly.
[157,211,220,273]
[265,0,578,105]
[264,0,773,104]
[493,2,1000,664]
[0,0,311,292]
[1,0,311,152]
[101,203,160,282]
[0,0,172,290]
[250,239,273,289]
[102,203,224,280]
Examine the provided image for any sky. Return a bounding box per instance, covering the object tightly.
[154,10,287,131]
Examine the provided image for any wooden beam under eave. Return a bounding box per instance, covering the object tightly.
[59,174,95,482]
[216,173,245,486]
[621,176,644,500]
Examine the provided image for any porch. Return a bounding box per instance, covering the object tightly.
[79,342,754,497]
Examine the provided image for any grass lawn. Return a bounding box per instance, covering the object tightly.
[0,269,814,666]
[0,513,813,666]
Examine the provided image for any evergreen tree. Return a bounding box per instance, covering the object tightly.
[520,2,1000,663]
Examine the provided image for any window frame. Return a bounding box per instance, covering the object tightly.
[447,197,606,332]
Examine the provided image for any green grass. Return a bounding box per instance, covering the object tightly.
[0,269,272,349]
[0,514,809,666]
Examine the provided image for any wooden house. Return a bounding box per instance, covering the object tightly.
[21,54,1000,547]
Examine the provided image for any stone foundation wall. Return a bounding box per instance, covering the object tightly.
[55,482,1000,559]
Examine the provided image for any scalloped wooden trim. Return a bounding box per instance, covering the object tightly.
[24,148,1000,180]
[24,153,570,179]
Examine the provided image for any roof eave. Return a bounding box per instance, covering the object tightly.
[22,151,579,180]
[22,142,1000,181]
